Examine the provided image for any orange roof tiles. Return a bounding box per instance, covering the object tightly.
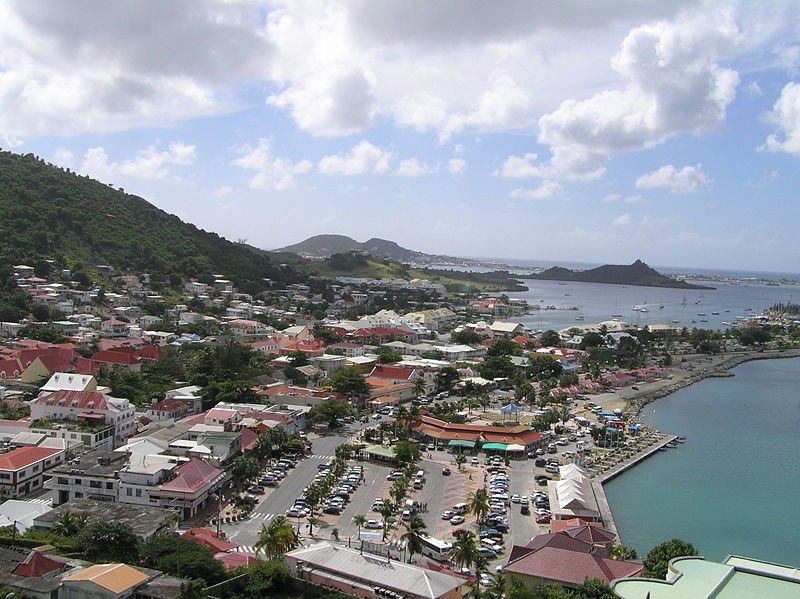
[63,563,149,593]
[0,447,60,471]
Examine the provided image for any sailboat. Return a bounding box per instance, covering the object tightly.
[612,301,622,319]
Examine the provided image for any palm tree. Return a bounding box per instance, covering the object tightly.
[400,514,427,563]
[485,573,506,599]
[455,453,467,470]
[376,504,396,541]
[52,511,90,537]
[307,516,320,537]
[352,514,367,544]
[413,377,426,397]
[254,515,298,560]
[450,530,480,573]
[466,488,490,524]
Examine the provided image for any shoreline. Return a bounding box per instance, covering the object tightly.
[624,348,800,420]
[591,348,800,544]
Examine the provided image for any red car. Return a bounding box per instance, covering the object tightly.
[535,515,551,524]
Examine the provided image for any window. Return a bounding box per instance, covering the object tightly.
[106,482,114,490]
[135,488,142,497]
[126,488,132,496]
[73,478,82,485]
[33,465,40,472]
[57,477,68,485]
[74,492,83,498]
[89,481,101,489]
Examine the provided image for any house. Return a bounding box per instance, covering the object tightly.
[30,390,137,446]
[47,451,127,506]
[0,446,65,499]
[146,397,192,423]
[0,358,23,379]
[488,321,525,338]
[150,458,226,519]
[367,364,422,384]
[285,541,469,599]
[61,563,155,599]
[40,372,98,393]
[226,319,271,337]
[91,349,142,372]
[0,545,75,599]
[100,319,129,336]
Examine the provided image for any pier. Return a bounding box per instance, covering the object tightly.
[589,432,679,539]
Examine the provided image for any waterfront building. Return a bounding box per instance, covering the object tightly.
[612,555,800,598]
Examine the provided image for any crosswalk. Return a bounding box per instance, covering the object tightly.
[307,455,336,461]
[235,545,257,555]
[249,512,277,521]
[25,498,53,506]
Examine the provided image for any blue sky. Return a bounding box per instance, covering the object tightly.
[2,1,800,273]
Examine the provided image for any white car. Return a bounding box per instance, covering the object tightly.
[471,457,479,465]
[520,495,529,504]
[285,507,308,518]
[510,494,521,503]
[480,574,491,587]
[441,510,454,520]
[450,515,466,525]
[364,519,384,529]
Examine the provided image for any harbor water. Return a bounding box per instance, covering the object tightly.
[603,357,800,564]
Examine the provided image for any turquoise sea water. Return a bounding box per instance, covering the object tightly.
[604,357,800,564]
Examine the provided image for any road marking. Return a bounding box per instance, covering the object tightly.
[25,498,53,505]
[236,545,256,555]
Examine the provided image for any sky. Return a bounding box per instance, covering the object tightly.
[2,1,800,274]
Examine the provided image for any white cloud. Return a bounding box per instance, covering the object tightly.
[231,138,311,191]
[448,158,467,175]
[760,81,800,154]
[635,164,710,193]
[509,180,564,200]
[52,147,74,169]
[0,1,272,139]
[603,193,642,204]
[318,141,392,176]
[529,9,741,180]
[613,213,632,226]
[394,158,432,177]
[495,153,540,178]
[79,142,196,182]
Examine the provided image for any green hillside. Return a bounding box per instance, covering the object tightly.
[302,252,526,291]
[531,260,711,289]
[0,151,297,291]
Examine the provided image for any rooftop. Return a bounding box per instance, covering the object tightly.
[286,541,466,599]
[63,563,150,594]
[612,555,800,599]
[34,498,174,538]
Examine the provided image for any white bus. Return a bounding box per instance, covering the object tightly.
[419,536,453,562]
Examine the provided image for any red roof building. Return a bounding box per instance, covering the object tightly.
[216,552,257,571]
[0,447,64,500]
[181,528,239,554]
[154,459,225,520]
[367,365,421,382]
[413,414,544,449]
[12,550,65,577]
[504,531,642,591]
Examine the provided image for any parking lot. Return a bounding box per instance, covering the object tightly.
[220,416,593,562]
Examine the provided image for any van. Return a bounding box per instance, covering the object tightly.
[416,470,425,482]
[402,509,412,521]
[452,502,468,514]
[481,538,500,552]
[405,499,419,513]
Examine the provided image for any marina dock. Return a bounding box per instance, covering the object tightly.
[590,433,679,539]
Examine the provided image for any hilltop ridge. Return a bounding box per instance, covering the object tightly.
[0,150,297,291]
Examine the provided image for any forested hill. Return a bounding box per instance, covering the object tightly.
[0,151,297,291]
[531,260,711,289]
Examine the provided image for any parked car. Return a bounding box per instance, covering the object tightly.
[535,515,551,524]
[521,504,530,515]
[364,520,383,529]
[450,515,466,525]
[442,467,452,476]
[441,511,454,520]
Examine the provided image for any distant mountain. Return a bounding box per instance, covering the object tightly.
[531,260,711,289]
[0,151,298,291]
[278,234,423,262]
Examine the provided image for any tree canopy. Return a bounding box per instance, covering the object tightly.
[643,538,699,579]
